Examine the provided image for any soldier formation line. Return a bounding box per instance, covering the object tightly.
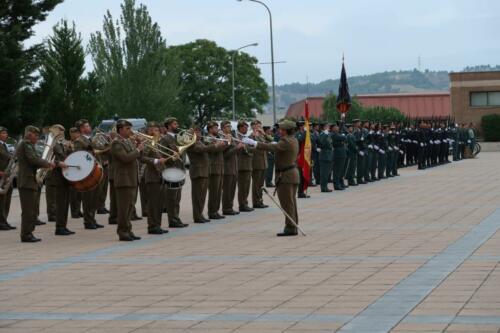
[0,118,477,242]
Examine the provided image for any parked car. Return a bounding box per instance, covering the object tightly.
[96,118,147,133]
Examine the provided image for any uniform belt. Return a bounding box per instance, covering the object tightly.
[276,165,296,172]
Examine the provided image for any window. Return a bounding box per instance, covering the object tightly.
[470,91,500,107]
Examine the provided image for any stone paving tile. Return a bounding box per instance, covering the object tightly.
[1,154,500,332]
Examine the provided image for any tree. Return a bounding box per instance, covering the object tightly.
[0,0,63,133]
[38,19,99,130]
[361,106,405,123]
[322,93,362,123]
[88,0,180,121]
[170,39,269,125]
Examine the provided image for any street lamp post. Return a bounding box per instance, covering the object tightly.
[238,0,277,124]
[232,42,258,121]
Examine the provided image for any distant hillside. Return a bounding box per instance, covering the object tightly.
[272,65,500,110]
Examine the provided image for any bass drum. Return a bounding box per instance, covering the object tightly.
[161,167,186,189]
[63,151,103,192]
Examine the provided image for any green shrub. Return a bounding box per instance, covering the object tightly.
[481,114,500,141]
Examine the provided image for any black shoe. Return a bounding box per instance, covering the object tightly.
[266,183,275,187]
[169,223,186,228]
[84,223,98,230]
[253,203,269,209]
[358,180,367,184]
[239,206,254,212]
[130,235,141,240]
[55,228,75,236]
[321,189,333,193]
[202,216,210,222]
[209,214,225,220]
[94,223,104,229]
[333,187,344,191]
[0,224,13,231]
[148,228,163,234]
[348,182,358,187]
[194,219,206,224]
[298,193,310,198]
[35,220,46,226]
[97,208,109,214]
[276,232,298,237]
[119,235,134,241]
[223,210,238,216]
[48,217,56,222]
[131,215,142,221]
[21,235,41,243]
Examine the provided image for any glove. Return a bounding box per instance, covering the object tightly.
[359,151,364,156]
[243,137,257,147]
[316,148,322,152]
[467,140,471,143]
[379,149,385,154]
[420,143,424,147]
[374,145,379,150]
[368,145,373,149]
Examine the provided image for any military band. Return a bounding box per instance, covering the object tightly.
[0,117,475,242]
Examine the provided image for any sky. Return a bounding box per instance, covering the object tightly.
[27,0,500,85]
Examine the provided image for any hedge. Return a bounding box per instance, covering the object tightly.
[481,114,500,141]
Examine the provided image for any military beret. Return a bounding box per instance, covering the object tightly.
[116,119,133,129]
[147,121,159,128]
[0,126,8,133]
[237,121,248,129]
[25,125,40,135]
[278,119,296,130]
[164,117,178,126]
[207,121,219,129]
[250,120,262,126]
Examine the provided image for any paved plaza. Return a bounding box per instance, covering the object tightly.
[1,153,500,333]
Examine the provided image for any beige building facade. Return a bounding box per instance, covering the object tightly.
[450,71,500,128]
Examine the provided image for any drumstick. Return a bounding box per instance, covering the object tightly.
[66,165,81,169]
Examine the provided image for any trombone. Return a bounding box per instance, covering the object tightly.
[132,130,196,160]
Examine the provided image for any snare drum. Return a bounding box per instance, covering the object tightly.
[161,167,186,189]
[63,151,103,192]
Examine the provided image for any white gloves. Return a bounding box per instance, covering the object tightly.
[359,151,364,156]
[379,149,385,154]
[317,148,322,152]
[243,137,257,147]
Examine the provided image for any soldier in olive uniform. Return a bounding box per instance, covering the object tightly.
[0,126,16,230]
[207,121,229,219]
[73,119,104,229]
[250,120,269,209]
[45,125,75,236]
[96,147,110,215]
[264,126,276,187]
[188,126,226,223]
[244,120,300,236]
[17,126,55,242]
[317,123,333,192]
[107,132,118,225]
[331,123,347,190]
[221,121,243,215]
[159,117,187,228]
[110,120,144,241]
[142,122,168,234]
[237,121,254,212]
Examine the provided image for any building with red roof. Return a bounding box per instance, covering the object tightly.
[286,92,451,119]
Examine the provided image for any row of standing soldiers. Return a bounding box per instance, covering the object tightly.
[299,120,476,194]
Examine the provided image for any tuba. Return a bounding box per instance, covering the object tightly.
[92,129,113,154]
[36,126,65,185]
[0,138,18,195]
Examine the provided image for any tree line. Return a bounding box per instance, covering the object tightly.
[0,0,269,134]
